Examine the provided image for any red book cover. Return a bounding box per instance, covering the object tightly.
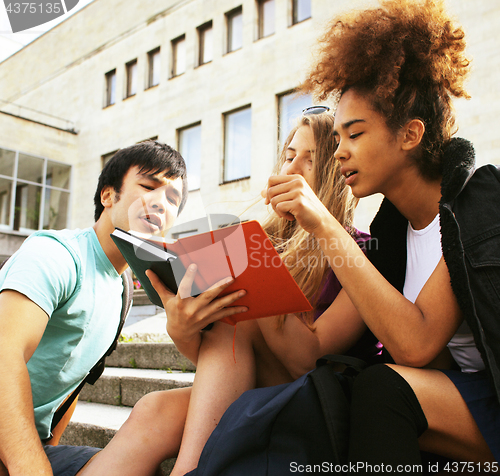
[112,221,312,325]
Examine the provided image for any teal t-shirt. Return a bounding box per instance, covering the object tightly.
[0,228,122,439]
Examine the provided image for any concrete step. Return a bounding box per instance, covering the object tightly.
[60,402,175,474]
[60,402,130,448]
[60,324,189,474]
[121,310,172,342]
[79,367,194,406]
[106,342,196,372]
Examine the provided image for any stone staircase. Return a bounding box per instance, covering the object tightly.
[60,302,195,474]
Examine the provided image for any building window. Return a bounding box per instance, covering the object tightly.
[292,0,311,24]
[0,149,15,230]
[105,69,116,107]
[198,21,213,65]
[278,91,312,147]
[226,6,243,53]
[101,150,118,168]
[171,35,186,77]
[147,48,161,88]
[102,139,157,169]
[178,123,202,191]
[0,148,71,233]
[258,0,275,38]
[126,59,138,98]
[137,136,158,144]
[224,106,252,183]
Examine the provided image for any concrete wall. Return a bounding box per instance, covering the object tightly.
[0,112,78,163]
[451,0,500,167]
[0,232,25,261]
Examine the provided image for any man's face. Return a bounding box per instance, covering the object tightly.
[108,166,183,236]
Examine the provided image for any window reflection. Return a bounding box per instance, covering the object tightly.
[14,183,42,232]
[293,0,311,24]
[198,21,213,65]
[224,107,252,182]
[278,91,312,148]
[18,153,44,183]
[148,48,161,87]
[0,148,71,233]
[126,59,138,97]
[46,161,71,190]
[105,69,117,106]
[0,149,15,177]
[172,35,186,76]
[0,178,12,229]
[227,7,243,52]
[43,189,69,230]
[179,124,202,191]
[258,0,275,38]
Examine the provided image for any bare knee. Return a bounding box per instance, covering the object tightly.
[127,388,191,433]
[387,366,495,463]
[203,320,258,347]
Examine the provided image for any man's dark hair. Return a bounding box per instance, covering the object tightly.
[94,140,188,221]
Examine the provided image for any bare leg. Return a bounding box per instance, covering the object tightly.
[79,387,191,476]
[170,320,293,476]
[389,365,495,463]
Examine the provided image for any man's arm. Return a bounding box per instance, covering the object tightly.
[0,290,53,476]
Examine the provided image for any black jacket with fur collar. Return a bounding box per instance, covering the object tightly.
[367,138,500,404]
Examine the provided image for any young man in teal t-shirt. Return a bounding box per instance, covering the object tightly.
[0,141,189,476]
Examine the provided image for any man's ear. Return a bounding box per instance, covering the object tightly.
[401,119,425,152]
[100,186,116,210]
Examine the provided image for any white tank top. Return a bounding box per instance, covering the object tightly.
[403,214,484,372]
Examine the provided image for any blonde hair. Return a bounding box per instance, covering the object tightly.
[263,112,358,328]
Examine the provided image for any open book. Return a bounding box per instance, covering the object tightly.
[111,220,312,325]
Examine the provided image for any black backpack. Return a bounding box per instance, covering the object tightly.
[184,355,367,476]
[0,258,133,433]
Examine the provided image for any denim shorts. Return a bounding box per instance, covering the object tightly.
[440,369,500,462]
[43,445,101,476]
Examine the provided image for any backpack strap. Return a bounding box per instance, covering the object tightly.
[309,354,368,464]
[50,269,133,432]
[315,354,367,374]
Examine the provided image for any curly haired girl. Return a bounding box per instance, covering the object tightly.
[263,0,499,466]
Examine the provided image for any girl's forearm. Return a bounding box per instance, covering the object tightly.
[312,218,439,365]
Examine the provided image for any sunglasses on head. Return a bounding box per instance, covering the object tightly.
[302,105,331,116]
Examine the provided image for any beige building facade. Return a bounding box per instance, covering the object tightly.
[0,0,499,257]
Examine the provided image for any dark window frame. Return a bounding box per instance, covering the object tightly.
[226,6,243,53]
[171,35,186,77]
[257,0,275,39]
[147,47,161,88]
[125,59,138,98]
[197,21,214,66]
[292,0,311,25]
[104,69,117,107]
